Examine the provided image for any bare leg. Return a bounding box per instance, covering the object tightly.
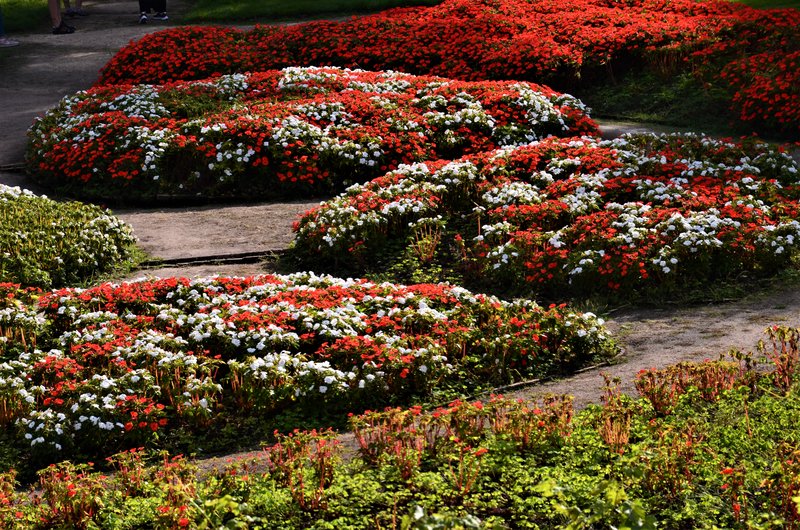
[49,0,62,28]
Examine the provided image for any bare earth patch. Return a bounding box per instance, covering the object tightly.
[115,200,320,262]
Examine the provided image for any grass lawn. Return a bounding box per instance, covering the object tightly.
[0,0,442,33]
[736,0,800,6]
[2,0,50,33]
[184,0,442,22]
[182,0,800,21]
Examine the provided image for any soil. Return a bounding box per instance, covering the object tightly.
[1,0,799,472]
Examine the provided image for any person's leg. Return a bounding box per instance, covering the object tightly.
[65,0,87,17]
[138,0,149,23]
[152,0,167,19]
[50,0,74,33]
[49,0,63,28]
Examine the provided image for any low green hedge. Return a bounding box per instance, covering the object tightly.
[0,185,137,288]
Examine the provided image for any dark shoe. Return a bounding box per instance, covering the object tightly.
[65,7,88,17]
[139,13,148,24]
[152,12,168,20]
[52,22,75,34]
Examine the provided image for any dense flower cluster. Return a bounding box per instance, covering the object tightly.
[0,185,136,288]
[3,327,800,529]
[26,67,595,200]
[95,0,740,86]
[0,273,615,458]
[94,0,799,137]
[691,9,800,136]
[293,133,800,297]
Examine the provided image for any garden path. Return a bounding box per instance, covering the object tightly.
[0,1,799,461]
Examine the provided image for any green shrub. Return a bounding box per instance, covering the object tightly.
[0,185,137,288]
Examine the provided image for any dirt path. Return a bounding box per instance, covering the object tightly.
[510,285,797,409]
[1,0,799,474]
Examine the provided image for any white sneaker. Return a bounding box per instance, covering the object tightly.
[0,36,19,47]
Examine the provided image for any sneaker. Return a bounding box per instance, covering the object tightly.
[139,12,148,24]
[152,12,168,20]
[52,22,75,34]
[0,36,19,47]
[65,7,88,17]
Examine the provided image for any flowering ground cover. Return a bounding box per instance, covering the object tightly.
[94,0,800,138]
[293,133,800,299]
[26,67,595,201]
[0,185,137,288]
[3,326,799,529]
[0,273,615,473]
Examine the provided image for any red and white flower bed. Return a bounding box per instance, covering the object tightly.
[0,274,616,457]
[293,133,800,296]
[27,67,596,200]
[94,0,800,137]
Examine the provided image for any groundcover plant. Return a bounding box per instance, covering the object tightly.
[26,67,596,201]
[3,326,799,529]
[293,133,800,298]
[94,0,800,137]
[0,184,136,288]
[0,273,616,471]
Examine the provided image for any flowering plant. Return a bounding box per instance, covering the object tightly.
[0,184,136,288]
[27,67,595,201]
[0,273,615,462]
[4,328,800,529]
[95,0,800,137]
[689,8,800,137]
[293,133,800,298]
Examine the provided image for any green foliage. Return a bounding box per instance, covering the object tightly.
[1,0,49,34]
[578,70,735,136]
[735,0,800,7]
[184,0,443,23]
[402,506,485,529]
[535,479,657,530]
[0,185,138,288]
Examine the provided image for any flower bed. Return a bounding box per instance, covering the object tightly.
[0,185,136,288]
[94,0,800,137]
[293,133,800,298]
[0,273,615,465]
[26,67,596,201]
[697,13,800,137]
[4,326,800,529]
